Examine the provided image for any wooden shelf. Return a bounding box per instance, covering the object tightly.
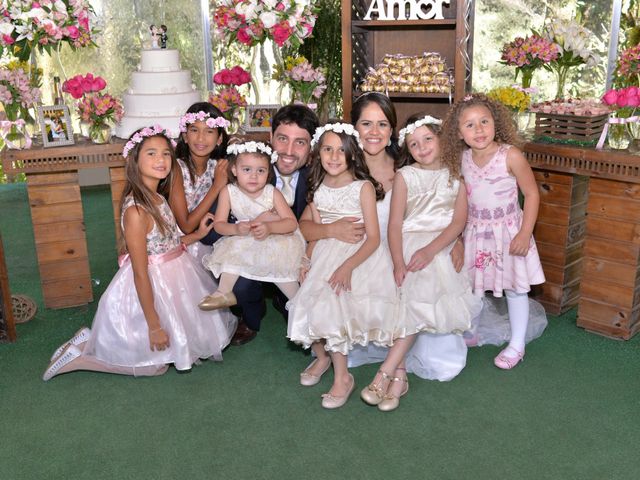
[352,19,457,28]
[354,91,452,100]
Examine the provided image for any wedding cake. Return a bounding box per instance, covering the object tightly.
[115,49,201,138]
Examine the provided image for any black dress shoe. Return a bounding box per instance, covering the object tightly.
[272,292,289,320]
[231,322,257,346]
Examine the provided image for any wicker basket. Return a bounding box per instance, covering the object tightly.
[533,112,608,145]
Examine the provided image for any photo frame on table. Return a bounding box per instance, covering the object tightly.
[245,104,280,132]
[37,105,74,148]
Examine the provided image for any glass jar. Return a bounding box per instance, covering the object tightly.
[607,119,631,150]
[89,123,112,144]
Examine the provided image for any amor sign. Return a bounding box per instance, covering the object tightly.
[363,0,450,20]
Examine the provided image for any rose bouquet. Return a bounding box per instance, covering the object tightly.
[600,86,640,149]
[213,66,251,87]
[64,73,122,141]
[0,0,96,62]
[212,0,317,48]
[275,55,326,105]
[543,19,600,99]
[500,34,559,88]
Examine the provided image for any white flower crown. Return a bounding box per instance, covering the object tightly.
[227,141,278,164]
[398,115,443,146]
[311,122,364,150]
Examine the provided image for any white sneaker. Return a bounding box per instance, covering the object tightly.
[49,327,91,362]
[43,344,81,381]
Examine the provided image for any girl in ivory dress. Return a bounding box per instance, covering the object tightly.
[43,126,236,381]
[169,102,230,264]
[441,93,546,370]
[360,114,483,411]
[288,122,398,410]
[199,141,305,311]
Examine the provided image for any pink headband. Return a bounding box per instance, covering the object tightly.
[179,111,230,133]
[123,125,177,158]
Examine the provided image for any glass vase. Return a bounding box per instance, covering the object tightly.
[250,39,284,104]
[607,120,631,150]
[519,68,534,90]
[554,65,571,100]
[0,121,31,150]
[89,123,112,144]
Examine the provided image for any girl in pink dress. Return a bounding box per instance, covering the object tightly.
[441,93,545,370]
[43,126,236,381]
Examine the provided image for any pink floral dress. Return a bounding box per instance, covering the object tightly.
[461,144,545,296]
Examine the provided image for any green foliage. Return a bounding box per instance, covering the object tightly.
[297,0,342,120]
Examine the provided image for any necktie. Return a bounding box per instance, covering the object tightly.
[280,174,294,207]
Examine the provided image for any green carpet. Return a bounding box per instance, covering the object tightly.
[1,184,638,480]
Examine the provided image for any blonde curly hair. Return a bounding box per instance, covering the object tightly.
[441,93,523,168]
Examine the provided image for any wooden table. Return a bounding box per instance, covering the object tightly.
[524,142,640,339]
[2,138,126,309]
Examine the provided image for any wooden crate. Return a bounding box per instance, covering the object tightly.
[533,112,608,145]
[577,177,640,339]
[530,170,588,315]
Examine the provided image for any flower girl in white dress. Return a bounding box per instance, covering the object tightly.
[200,141,305,310]
[287,122,399,409]
[43,126,236,381]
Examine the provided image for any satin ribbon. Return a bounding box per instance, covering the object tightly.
[596,115,638,150]
[118,243,186,268]
[0,119,32,149]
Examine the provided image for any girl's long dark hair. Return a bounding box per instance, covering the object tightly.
[306,125,385,204]
[175,102,228,184]
[118,129,176,253]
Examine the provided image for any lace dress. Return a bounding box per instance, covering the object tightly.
[202,184,306,282]
[177,158,217,263]
[287,181,399,355]
[82,195,237,371]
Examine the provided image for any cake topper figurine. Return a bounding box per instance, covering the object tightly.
[150,24,159,49]
[159,25,168,49]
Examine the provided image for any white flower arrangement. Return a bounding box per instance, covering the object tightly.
[226,141,277,164]
[311,122,364,150]
[398,115,443,146]
[544,19,600,68]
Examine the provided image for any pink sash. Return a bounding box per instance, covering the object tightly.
[118,243,186,268]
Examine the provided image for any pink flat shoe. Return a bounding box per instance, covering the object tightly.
[494,346,525,370]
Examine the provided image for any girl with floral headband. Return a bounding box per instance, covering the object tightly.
[199,141,306,311]
[287,121,398,410]
[169,102,231,263]
[43,126,236,381]
[361,113,482,411]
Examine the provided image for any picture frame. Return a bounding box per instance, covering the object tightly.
[37,105,75,148]
[245,104,280,132]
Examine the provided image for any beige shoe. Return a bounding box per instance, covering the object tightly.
[198,292,237,311]
[321,374,355,409]
[378,372,409,412]
[300,358,331,386]
[360,370,391,406]
[43,344,81,381]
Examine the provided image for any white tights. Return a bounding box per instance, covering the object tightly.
[505,290,529,353]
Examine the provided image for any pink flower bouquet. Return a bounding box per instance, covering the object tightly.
[62,73,107,99]
[0,0,96,62]
[213,66,251,86]
[212,0,317,48]
[208,86,247,124]
[501,34,560,88]
[617,44,640,82]
[601,86,640,117]
[275,56,326,105]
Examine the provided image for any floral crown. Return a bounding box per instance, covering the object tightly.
[311,122,363,149]
[227,141,278,164]
[398,115,443,146]
[123,125,177,158]
[178,111,231,133]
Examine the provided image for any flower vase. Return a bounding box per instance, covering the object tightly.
[0,120,32,150]
[607,117,631,150]
[227,110,244,135]
[89,123,112,144]
[250,40,283,104]
[513,111,533,133]
[555,66,571,100]
[520,69,534,90]
[627,116,640,141]
[80,121,91,138]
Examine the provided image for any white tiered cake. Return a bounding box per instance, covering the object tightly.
[115,49,201,138]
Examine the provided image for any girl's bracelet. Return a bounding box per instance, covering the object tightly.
[150,327,163,334]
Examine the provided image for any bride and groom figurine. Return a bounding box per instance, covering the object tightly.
[150,24,168,49]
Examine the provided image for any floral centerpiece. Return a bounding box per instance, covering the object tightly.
[500,34,559,89]
[0,62,41,149]
[0,0,97,62]
[208,66,251,133]
[487,85,533,132]
[543,19,600,99]
[212,0,317,48]
[274,55,326,106]
[63,73,122,143]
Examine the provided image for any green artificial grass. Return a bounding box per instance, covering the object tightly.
[1,184,639,480]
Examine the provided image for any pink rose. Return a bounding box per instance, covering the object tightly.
[272,23,291,47]
[616,94,629,108]
[276,2,285,11]
[93,76,106,92]
[236,28,252,45]
[2,34,14,45]
[213,72,224,84]
[627,95,640,108]
[64,25,80,39]
[602,90,618,106]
